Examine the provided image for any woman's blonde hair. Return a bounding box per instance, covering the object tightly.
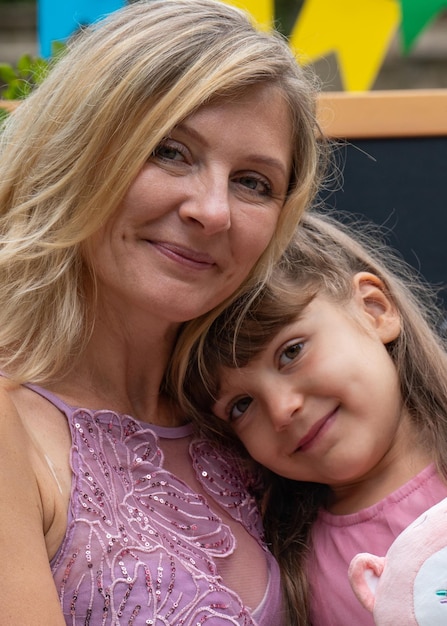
[180,209,447,625]
[0,0,326,383]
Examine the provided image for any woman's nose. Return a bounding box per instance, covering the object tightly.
[179,177,231,235]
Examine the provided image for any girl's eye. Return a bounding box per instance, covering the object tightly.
[234,174,272,197]
[229,396,253,422]
[152,140,186,162]
[279,341,304,367]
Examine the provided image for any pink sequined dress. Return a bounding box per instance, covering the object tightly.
[27,384,284,625]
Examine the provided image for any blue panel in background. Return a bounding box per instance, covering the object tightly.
[38,0,126,57]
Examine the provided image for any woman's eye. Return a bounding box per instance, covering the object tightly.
[152,141,186,162]
[229,396,253,421]
[234,174,272,196]
[279,341,304,367]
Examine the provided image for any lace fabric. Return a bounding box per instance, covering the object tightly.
[35,396,284,625]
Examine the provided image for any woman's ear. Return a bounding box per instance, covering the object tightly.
[353,272,401,344]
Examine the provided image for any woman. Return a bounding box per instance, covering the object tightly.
[0,1,325,624]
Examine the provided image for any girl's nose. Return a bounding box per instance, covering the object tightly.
[267,390,304,432]
[179,177,231,235]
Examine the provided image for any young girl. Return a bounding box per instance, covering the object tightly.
[177,210,447,625]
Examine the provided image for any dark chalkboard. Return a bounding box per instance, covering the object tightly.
[318,90,447,307]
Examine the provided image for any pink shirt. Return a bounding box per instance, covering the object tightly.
[308,464,447,625]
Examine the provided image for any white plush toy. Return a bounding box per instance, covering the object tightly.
[348,497,447,625]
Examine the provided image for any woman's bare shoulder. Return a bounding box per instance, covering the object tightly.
[0,377,71,529]
[0,378,70,454]
[0,379,31,439]
[0,381,67,624]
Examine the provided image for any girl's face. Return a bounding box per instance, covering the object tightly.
[213,274,418,506]
[85,84,293,326]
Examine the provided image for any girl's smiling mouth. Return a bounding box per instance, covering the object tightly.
[294,407,339,452]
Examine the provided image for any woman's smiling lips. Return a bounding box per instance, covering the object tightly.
[150,240,217,269]
[294,407,339,453]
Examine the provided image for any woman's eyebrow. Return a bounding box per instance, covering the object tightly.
[175,122,289,180]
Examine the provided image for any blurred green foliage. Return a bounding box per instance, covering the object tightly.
[0,41,65,98]
[0,42,66,122]
[0,53,47,99]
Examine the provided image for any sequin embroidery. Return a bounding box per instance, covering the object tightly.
[49,408,275,625]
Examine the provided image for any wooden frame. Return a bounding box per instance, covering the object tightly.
[317,89,447,309]
[0,100,19,113]
[317,89,447,139]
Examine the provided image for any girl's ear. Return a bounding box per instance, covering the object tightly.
[353,272,401,344]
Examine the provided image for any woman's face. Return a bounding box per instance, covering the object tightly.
[87,84,294,324]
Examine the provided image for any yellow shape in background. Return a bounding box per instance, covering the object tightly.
[223,0,274,30]
[289,0,401,91]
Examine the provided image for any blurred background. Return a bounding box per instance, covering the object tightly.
[0,0,446,91]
